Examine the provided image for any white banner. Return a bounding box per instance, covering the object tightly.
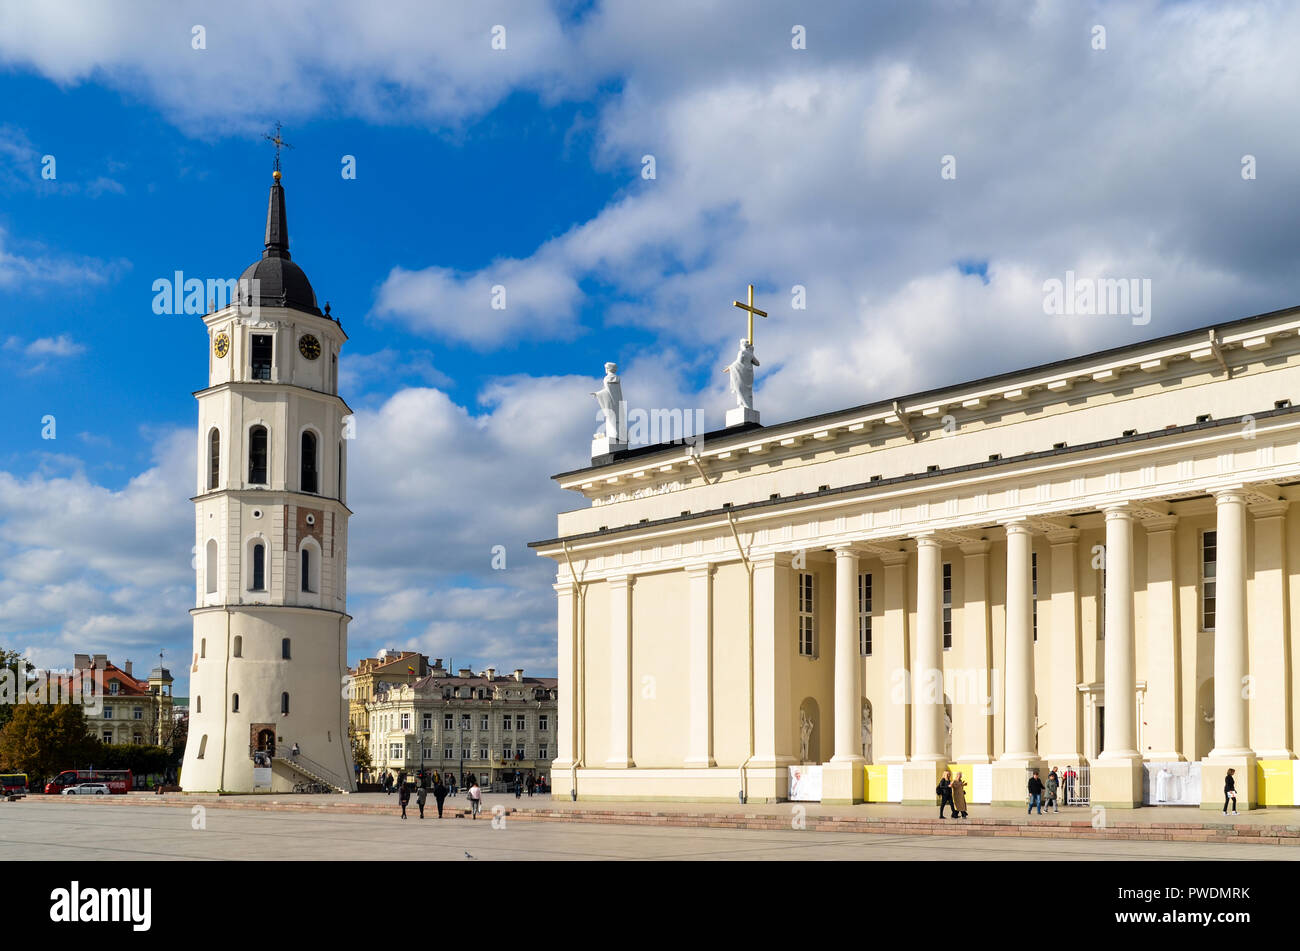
[1142,761,1201,805]
[886,764,903,803]
[787,765,823,802]
[972,763,993,804]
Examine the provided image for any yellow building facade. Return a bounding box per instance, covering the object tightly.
[532,306,1300,808]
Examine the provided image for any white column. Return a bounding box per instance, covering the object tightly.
[878,551,910,763]
[956,540,992,762]
[1212,490,1250,756]
[1249,500,1290,758]
[552,580,578,773]
[1144,515,1181,761]
[913,533,944,762]
[1045,529,1083,763]
[831,546,864,765]
[605,574,635,768]
[1002,519,1036,760]
[684,563,715,767]
[1102,506,1138,757]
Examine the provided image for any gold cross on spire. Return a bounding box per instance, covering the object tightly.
[264,121,294,181]
[732,283,767,345]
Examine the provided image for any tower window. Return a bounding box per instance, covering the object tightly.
[208,428,220,490]
[196,696,201,714]
[231,693,239,713]
[281,692,290,715]
[205,539,218,594]
[232,635,242,658]
[197,735,207,759]
[301,547,313,593]
[301,431,318,494]
[251,542,266,591]
[248,426,268,484]
[250,334,273,380]
[282,638,291,659]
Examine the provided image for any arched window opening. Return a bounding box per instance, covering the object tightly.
[301,431,318,493]
[301,547,312,592]
[200,638,206,659]
[282,638,291,660]
[232,635,243,658]
[248,426,268,484]
[231,693,239,713]
[196,696,202,714]
[197,735,208,759]
[205,539,218,594]
[208,428,220,490]
[281,692,290,715]
[251,543,266,591]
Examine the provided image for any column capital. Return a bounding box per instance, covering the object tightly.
[1002,518,1033,536]
[1103,504,1135,522]
[1249,499,1290,519]
[1214,486,1249,506]
[1046,527,1080,545]
[831,545,860,562]
[913,531,943,550]
[1143,513,1179,533]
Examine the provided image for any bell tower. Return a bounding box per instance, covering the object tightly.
[181,162,355,793]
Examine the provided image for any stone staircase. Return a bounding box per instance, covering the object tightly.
[272,750,352,793]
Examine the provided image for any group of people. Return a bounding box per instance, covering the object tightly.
[936,765,1083,817]
[394,776,459,819]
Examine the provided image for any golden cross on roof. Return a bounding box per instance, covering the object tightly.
[732,283,767,345]
[264,121,294,179]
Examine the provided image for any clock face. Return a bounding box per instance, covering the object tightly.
[213,332,230,359]
[299,334,321,360]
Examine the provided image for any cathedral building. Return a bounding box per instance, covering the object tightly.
[533,303,1300,809]
[180,168,355,793]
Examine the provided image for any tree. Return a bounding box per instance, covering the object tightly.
[0,648,35,731]
[0,703,97,780]
[349,722,371,776]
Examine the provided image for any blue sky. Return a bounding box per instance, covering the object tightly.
[1,0,1298,695]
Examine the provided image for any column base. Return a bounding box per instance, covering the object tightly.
[822,757,866,804]
[900,760,946,806]
[1199,752,1256,810]
[1091,754,1144,808]
[992,757,1045,807]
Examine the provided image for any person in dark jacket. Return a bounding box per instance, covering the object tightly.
[1223,768,1238,815]
[1045,768,1060,814]
[416,783,428,819]
[938,770,955,818]
[399,782,411,819]
[433,779,448,818]
[1027,770,1044,815]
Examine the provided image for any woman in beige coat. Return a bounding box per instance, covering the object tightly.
[951,772,969,819]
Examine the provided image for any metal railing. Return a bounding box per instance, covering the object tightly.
[273,748,352,793]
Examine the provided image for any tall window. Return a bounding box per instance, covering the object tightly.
[231,693,239,713]
[858,572,873,656]
[301,547,312,593]
[282,638,291,660]
[250,333,273,380]
[301,431,318,493]
[1202,530,1217,631]
[248,426,268,484]
[444,714,453,730]
[281,692,290,715]
[232,635,242,658]
[423,713,432,731]
[251,542,266,591]
[539,715,549,731]
[205,539,218,594]
[942,563,953,650]
[1032,552,1039,641]
[798,571,815,657]
[208,428,220,490]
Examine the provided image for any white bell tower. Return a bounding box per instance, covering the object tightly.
[181,166,355,792]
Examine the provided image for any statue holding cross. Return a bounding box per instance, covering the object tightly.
[721,283,765,426]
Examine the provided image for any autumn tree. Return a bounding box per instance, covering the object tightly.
[0,703,98,780]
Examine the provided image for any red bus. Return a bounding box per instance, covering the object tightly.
[44,770,133,794]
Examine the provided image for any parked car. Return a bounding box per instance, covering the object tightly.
[61,783,111,795]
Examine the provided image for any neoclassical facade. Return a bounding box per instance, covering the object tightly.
[532,305,1300,808]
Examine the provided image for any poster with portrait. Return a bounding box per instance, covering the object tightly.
[787,764,823,802]
[1142,761,1201,805]
[252,766,272,792]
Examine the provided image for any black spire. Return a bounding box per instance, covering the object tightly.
[263,181,290,259]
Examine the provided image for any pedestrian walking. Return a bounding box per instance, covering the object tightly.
[951,771,969,819]
[1223,768,1238,815]
[399,782,411,820]
[527,774,535,797]
[416,783,427,819]
[291,742,300,758]
[515,779,522,800]
[1027,769,1044,815]
[469,779,482,819]
[433,779,448,818]
[1045,767,1060,813]
[1062,765,1074,806]
[937,770,955,818]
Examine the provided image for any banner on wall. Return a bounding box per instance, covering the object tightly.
[886,764,903,803]
[788,765,823,801]
[1142,761,1201,805]
[972,764,993,804]
[252,766,272,792]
